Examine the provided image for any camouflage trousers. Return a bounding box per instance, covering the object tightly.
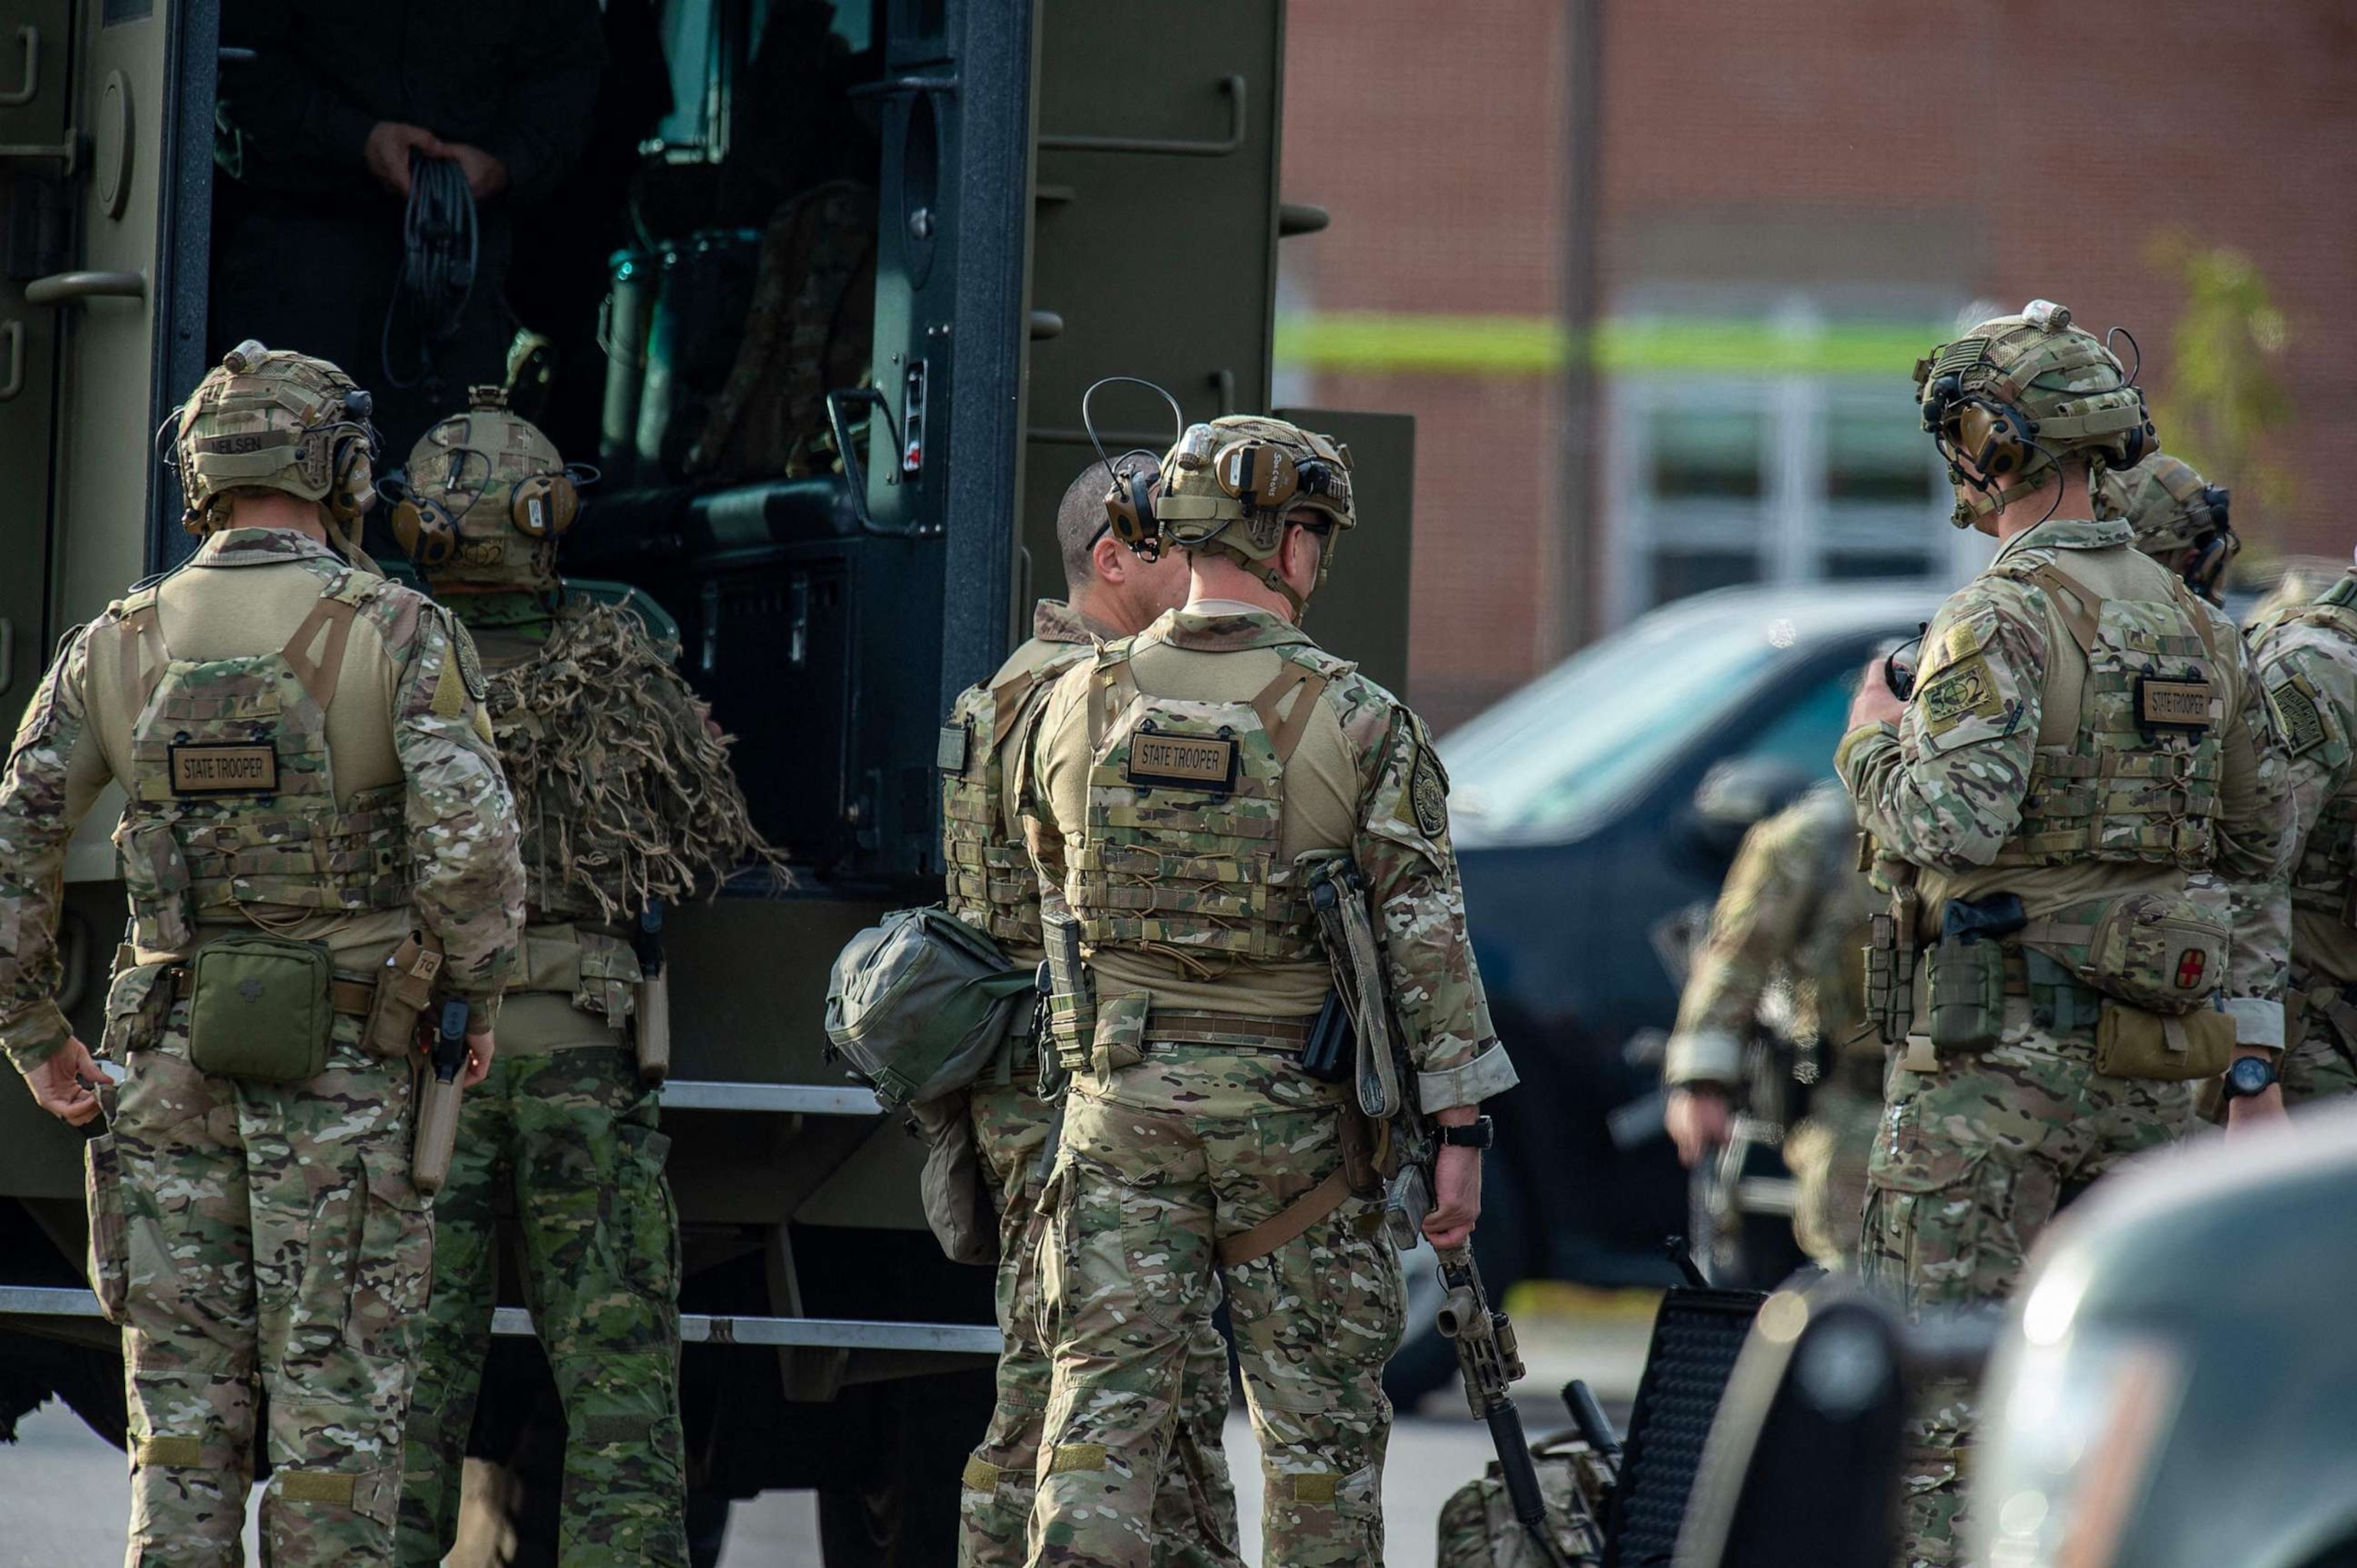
[962,1068,1236,1566]
[1861,1030,2194,1568]
[1031,1047,1403,1568]
[1785,1076,1884,1271]
[396,1046,686,1567]
[94,998,428,1566]
[2283,987,2357,1107]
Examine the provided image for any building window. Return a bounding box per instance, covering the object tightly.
[1604,313,1978,628]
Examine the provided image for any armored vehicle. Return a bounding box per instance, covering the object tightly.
[0,1,1412,1559]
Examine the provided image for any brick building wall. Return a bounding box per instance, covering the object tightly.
[1281,0,2357,730]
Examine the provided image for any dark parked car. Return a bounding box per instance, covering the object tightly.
[1441,582,1940,1288]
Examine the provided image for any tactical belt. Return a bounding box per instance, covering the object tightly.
[1141,1010,1313,1050]
[171,965,378,1019]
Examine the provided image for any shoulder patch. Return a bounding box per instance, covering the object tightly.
[2270,677,2326,756]
[451,621,487,701]
[1917,652,2004,736]
[1404,743,1449,838]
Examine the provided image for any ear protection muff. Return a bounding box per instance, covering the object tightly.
[389,482,463,569]
[510,471,579,539]
[1948,396,2038,484]
[2115,388,2155,469]
[1214,442,1303,510]
[1103,458,1160,558]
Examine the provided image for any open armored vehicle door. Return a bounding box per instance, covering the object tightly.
[0,0,212,1231]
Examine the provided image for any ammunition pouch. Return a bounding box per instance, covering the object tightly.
[2019,891,2227,1016]
[116,818,196,954]
[361,931,444,1059]
[1924,931,2006,1055]
[2094,998,2236,1082]
[1866,906,1920,1046]
[1040,910,1096,1070]
[184,932,335,1082]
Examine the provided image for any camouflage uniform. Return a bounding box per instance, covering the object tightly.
[1024,598,1515,1567]
[2242,568,2357,1106]
[0,524,524,1563]
[1840,509,2292,1565]
[394,394,758,1566]
[1664,782,1881,1269]
[941,601,1237,1566]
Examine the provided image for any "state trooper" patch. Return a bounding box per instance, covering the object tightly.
[1409,745,1449,838]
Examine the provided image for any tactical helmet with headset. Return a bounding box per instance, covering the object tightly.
[1914,300,2158,531]
[387,385,590,592]
[2095,452,2238,601]
[166,340,381,553]
[1119,415,1355,614]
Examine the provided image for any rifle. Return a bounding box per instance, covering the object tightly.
[412,998,472,1194]
[635,901,672,1083]
[1304,856,1568,1567]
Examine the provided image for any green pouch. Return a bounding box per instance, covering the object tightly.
[2095,999,2235,1082]
[185,932,335,1082]
[1924,933,2004,1053]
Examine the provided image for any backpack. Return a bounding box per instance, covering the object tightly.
[824,906,1037,1110]
[1435,1432,1610,1568]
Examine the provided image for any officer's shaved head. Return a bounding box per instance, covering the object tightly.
[1055,457,1146,595]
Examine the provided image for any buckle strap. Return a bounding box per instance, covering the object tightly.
[1217,1167,1353,1268]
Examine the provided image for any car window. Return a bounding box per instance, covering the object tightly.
[1732,664,1861,781]
[1442,611,1785,841]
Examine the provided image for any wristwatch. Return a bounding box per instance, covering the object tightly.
[1438,1115,1495,1149]
[2221,1054,2279,1102]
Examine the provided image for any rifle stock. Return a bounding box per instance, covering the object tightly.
[635,902,671,1083]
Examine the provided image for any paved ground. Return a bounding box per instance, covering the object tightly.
[0,1297,1655,1566]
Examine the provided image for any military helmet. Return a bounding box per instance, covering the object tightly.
[1914,300,2157,529]
[1151,415,1354,610]
[392,386,583,593]
[170,340,380,535]
[2096,453,2237,599]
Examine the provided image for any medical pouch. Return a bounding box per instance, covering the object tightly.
[185,932,335,1082]
[2024,891,2227,1016]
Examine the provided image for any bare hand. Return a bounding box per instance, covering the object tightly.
[23,1038,103,1126]
[1848,654,1905,730]
[364,122,446,198]
[460,1028,496,1089]
[1422,1141,1483,1249]
[1664,1085,1734,1168]
[2225,1082,2289,1135]
[439,142,509,202]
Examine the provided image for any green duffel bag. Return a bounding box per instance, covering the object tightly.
[185,931,336,1082]
[824,906,1037,1111]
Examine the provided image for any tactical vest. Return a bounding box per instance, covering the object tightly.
[1066,640,1347,965]
[1983,552,2224,871]
[2260,572,2357,924]
[112,569,412,953]
[940,646,1086,948]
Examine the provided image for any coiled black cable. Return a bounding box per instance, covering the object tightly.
[381,150,477,392]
